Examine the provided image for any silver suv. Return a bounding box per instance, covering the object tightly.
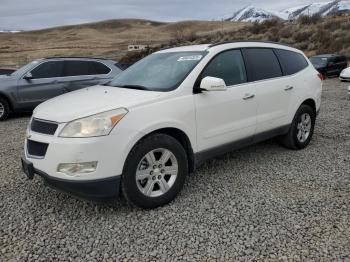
[0,57,122,120]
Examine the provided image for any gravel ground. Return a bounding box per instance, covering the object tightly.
[0,79,349,261]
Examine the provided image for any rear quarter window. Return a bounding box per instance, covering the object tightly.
[243,48,282,82]
[89,61,111,75]
[275,49,309,75]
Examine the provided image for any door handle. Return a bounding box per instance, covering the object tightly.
[243,93,255,100]
[284,85,294,91]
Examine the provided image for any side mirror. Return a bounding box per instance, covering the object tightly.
[23,72,33,80]
[200,76,227,92]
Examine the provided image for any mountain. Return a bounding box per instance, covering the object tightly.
[0,29,22,33]
[222,0,350,22]
[223,6,278,22]
[280,0,350,20]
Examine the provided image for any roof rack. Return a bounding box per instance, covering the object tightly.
[43,56,113,61]
[208,40,293,48]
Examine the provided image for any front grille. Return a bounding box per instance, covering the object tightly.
[31,119,58,135]
[27,140,49,158]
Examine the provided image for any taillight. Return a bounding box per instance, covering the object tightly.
[317,73,324,81]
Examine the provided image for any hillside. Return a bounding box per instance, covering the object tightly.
[0,15,349,68]
[0,19,245,67]
[120,15,350,64]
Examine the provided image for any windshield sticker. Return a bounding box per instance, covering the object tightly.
[321,58,327,61]
[177,55,202,62]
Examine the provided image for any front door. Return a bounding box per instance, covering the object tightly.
[194,49,257,152]
[17,61,66,110]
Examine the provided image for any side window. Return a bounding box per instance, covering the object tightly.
[30,61,64,79]
[275,49,309,75]
[201,49,247,86]
[243,48,282,81]
[63,61,90,77]
[89,61,111,75]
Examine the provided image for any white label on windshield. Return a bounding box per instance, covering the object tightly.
[177,55,202,62]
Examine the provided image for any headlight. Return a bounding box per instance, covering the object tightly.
[59,108,128,138]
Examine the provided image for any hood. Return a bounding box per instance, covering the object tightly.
[0,74,14,80]
[34,85,164,122]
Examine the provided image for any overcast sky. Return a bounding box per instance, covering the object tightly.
[0,0,333,30]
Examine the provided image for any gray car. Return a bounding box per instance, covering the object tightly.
[0,57,122,120]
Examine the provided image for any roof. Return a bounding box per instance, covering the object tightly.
[311,54,344,58]
[208,40,293,48]
[157,44,210,53]
[43,56,116,61]
[158,41,298,54]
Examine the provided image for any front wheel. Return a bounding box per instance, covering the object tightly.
[0,97,10,121]
[121,133,188,209]
[279,104,316,150]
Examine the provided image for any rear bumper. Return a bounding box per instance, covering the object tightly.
[21,157,121,201]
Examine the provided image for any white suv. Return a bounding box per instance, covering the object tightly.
[21,42,323,209]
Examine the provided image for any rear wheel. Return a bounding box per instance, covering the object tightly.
[279,104,315,150]
[121,133,188,209]
[0,97,10,121]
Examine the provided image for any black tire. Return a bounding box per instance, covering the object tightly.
[279,104,316,150]
[0,97,10,121]
[121,133,188,209]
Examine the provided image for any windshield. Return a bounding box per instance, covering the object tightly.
[11,60,41,77]
[310,57,327,66]
[107,51,206,91]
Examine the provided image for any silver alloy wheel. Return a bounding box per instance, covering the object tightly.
[136,148,178,197]
[297,113,312,143]
[0,102,4,118]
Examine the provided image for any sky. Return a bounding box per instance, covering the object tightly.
[0,0,335,30]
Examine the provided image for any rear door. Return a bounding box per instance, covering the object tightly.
[194,49,257,152]
[17,61,66,109]
[63,60,112,92]
[242,48,291,133]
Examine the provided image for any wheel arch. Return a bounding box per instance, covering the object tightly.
[0,92,13,111]
[301,98,316,116]
[129,127,195,174]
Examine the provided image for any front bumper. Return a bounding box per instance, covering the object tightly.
[339,75,350,81]
[21,157,121,201]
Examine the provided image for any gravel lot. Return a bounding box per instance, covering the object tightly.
[0,79,349,261]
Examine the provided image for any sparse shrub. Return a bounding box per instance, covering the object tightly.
[298,14,322,25]
[293,30,312,42]
[249,21,261,34]
[278,26,293,38]
[323,19,342,31]
[171,24,198,43]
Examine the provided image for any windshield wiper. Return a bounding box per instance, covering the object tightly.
[117,84,149,91]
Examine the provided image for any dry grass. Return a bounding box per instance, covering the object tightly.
[1,16,349,67]
[0,19,245,67]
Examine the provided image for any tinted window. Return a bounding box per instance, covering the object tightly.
[30,61,64,79]
[310,57,328,66]
[276,49,308,75]
[243,48,282,81]
[89,61,111,75]
[63,61,90,76]
[201,49,247,86]
[334,56,346,63]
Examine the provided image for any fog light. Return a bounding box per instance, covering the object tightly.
[57,162,98,176]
